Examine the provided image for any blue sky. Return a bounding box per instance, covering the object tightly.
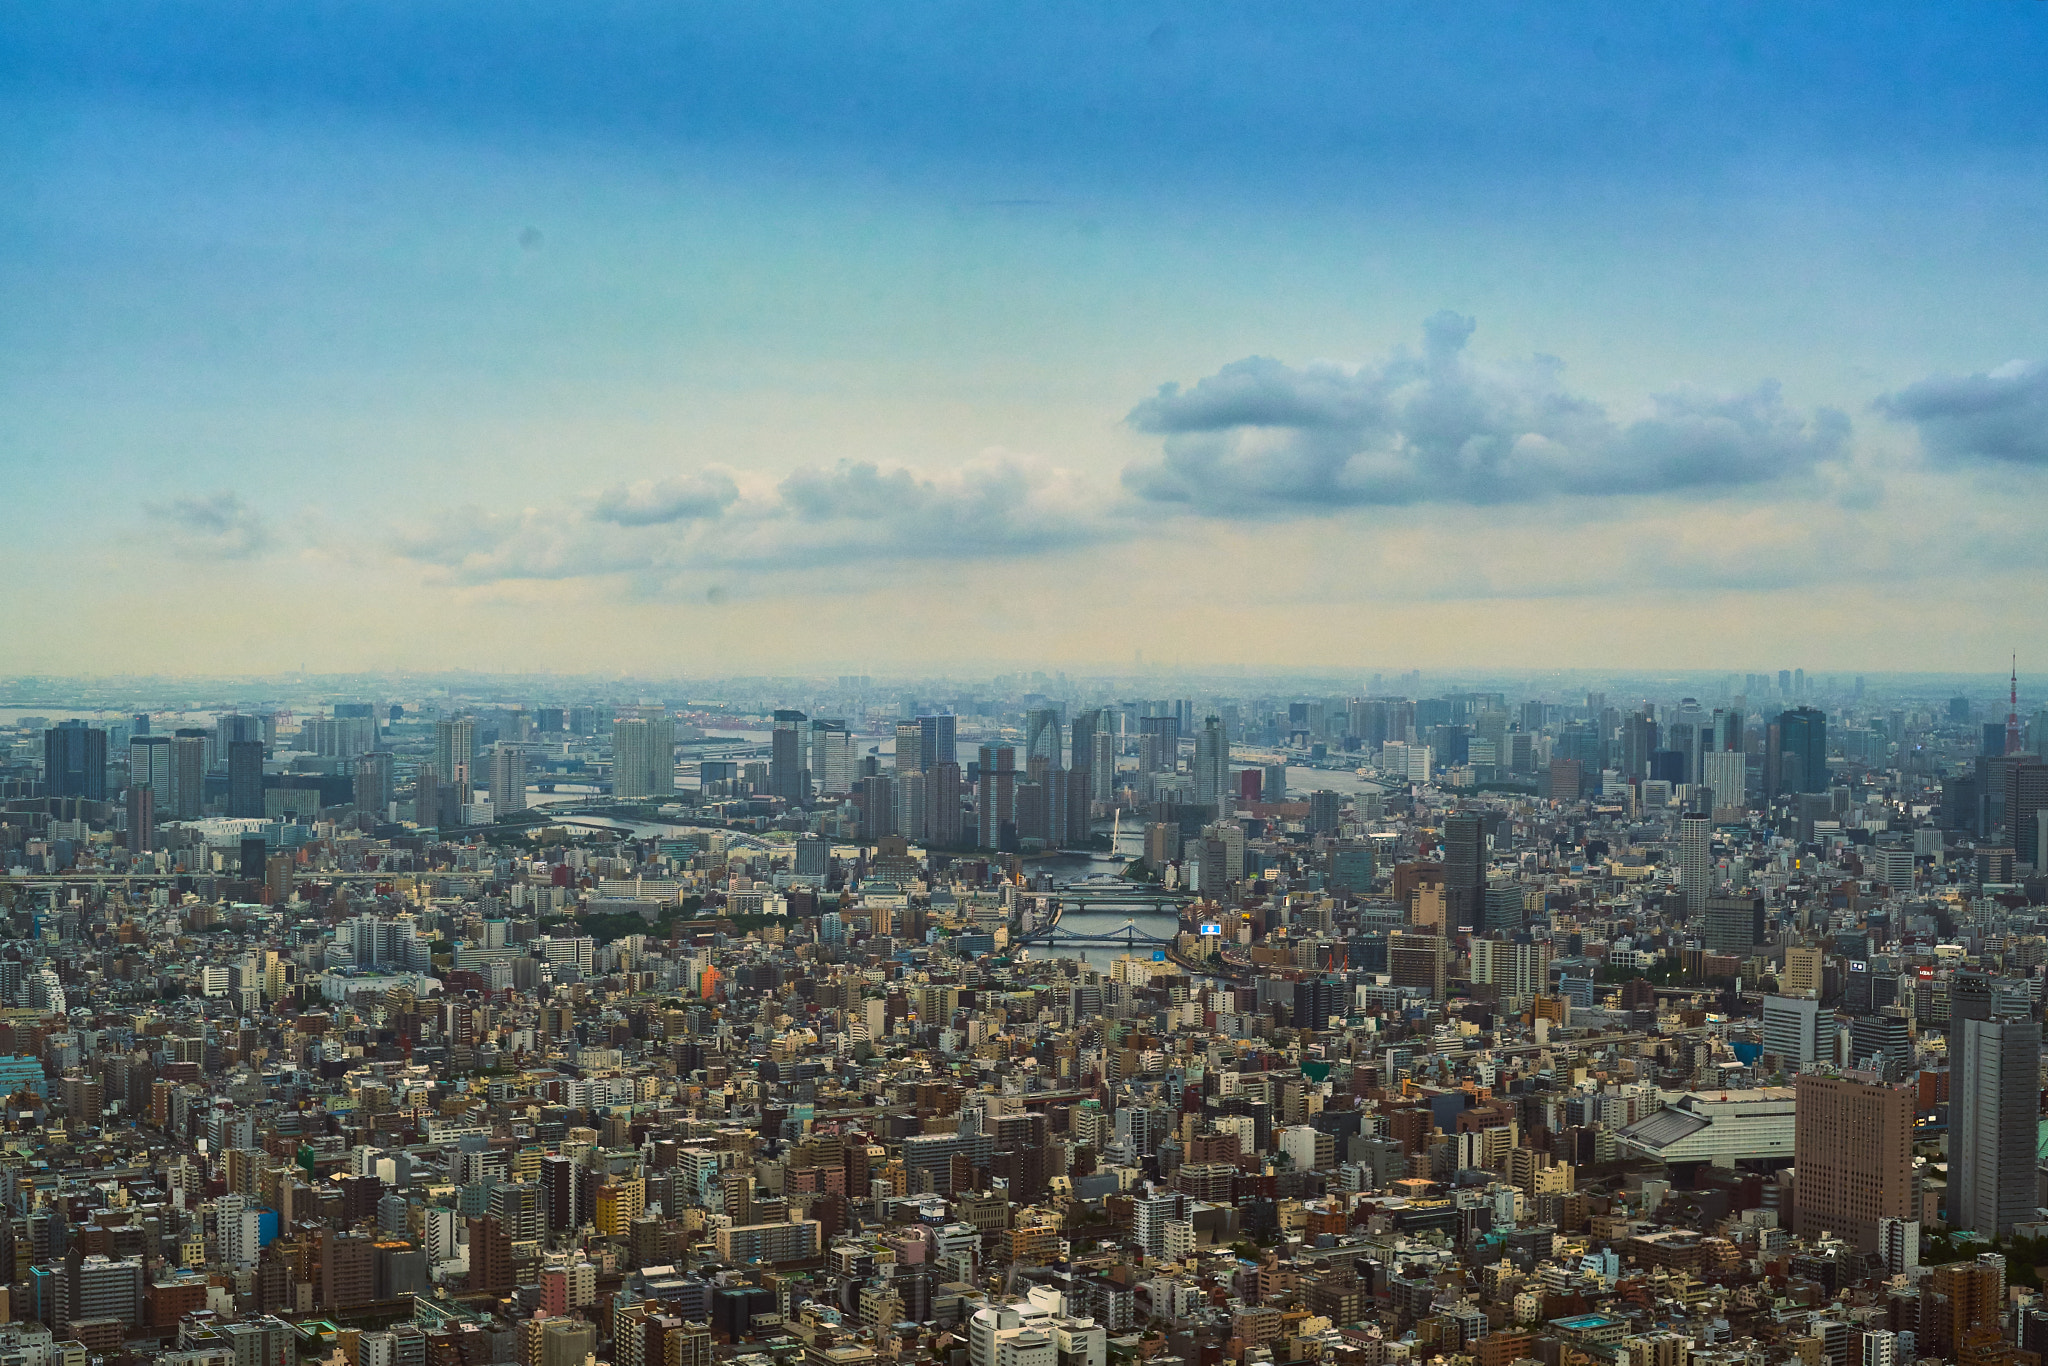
[5,3,2048,674]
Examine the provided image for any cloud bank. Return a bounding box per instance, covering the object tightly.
[1121,312,1850,513]
[391,452,1120,591]
[381,315,2034,608]
[1878,360,2048,466]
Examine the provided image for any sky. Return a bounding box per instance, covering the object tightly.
[5,3,2048,678]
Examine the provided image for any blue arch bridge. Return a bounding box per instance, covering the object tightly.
[1012,919,1182,950]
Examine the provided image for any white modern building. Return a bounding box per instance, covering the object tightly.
[1613,1088,1796,1165]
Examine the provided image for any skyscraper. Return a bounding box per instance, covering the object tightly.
[770,710,808,804]
[1678,812,1712,917]
[1069,709,1102,785]
[1776,706,1828,795]
[1794,1072,1914,1252]
[488,745,527,815]
[612,719,654,800]
[895,722,924,773]
[1951,1014,2041,1237]
[1308,789,1341,835]
[927,761,964,847]
[918,713,957,772]
[351,751,392,818]
[130,734,172,805]
[645,711,674,796]
[44,721,108,800]
[1701,750,1746,812]
[1443,811,1484,931]
[976,745,1016,851]
[1621,710,1657,780]
[170,732,209,819]
[126,784,155,852]
[434,718,477,791]
[216,712,263,764]
[1024,709,1062,768]
[812,720,856,796]
[228,739,266,818]
[1761,994,1821,1072]
[1090,730,1114,803]
[413,764,442,828]
[1137,715,1179,772]
[1703,892,1769,958]
[1193,714,1229,809]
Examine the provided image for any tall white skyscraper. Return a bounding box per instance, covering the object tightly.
[434,717,477,789]
[1701,750,1746,812]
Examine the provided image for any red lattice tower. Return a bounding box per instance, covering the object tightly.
[2006,655,2023,756]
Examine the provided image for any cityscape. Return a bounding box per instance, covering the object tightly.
[9,6,2048,1366]
[1,664,2047,1366]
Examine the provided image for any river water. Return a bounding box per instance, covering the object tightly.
[529,751,1387,974]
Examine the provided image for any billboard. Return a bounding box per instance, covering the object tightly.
[1199,922,1223,936]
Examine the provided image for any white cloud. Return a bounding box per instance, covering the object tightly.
[1122,312,1849,513]
[388,451,1127,591]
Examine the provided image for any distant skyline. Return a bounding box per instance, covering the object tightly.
[7,4,2048,673]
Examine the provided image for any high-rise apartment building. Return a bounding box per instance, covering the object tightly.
[613,719,654,801]
[1678,813,1712,918]
[1793,1072,1913,1252]
[351,751,392,818]
[977,745,1017,851]
[927,761,964,847]
[434,718,477,791]
[489,745,527,815]
[1471,936,1551,1009]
